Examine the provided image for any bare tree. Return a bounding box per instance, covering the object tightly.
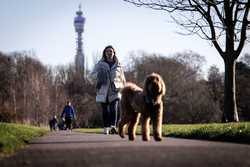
[0,52,16,122]
[124,0,250,122]
[207,65,224,102]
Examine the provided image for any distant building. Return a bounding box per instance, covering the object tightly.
[74,4,86,78]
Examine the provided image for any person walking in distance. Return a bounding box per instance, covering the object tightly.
[61,101,76,131]
[49,115,58,131]
[92,45,126,135]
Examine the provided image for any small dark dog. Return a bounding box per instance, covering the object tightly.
[118,73,166,141]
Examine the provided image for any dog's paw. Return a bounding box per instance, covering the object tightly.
[142,137,150,141]
[119,134,125,138]
[156,138,162,142]
[129,136,135,141]
[118,131,125,138]
[154,137,162,142]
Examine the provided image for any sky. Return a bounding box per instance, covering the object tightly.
[0,0,249,74]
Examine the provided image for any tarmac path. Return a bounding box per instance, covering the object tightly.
[1,130,250,167]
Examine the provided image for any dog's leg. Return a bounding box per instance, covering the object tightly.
[152,105,163,141]
[141,115,150,141]
[118,116,129,138]
[128,113,140,141]
[118,98,131,138]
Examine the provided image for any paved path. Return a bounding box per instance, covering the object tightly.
[1,131,250,167]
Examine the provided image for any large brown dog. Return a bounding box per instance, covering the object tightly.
[118,73,166,141]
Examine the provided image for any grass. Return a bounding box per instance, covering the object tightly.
[75,128,103,134]
[76,122,250,144]
[0,122,48,159]
[162,122,250,144]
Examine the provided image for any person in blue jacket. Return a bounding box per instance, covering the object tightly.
[61,101,76,130]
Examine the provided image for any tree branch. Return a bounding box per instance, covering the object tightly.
[236,1,250,57]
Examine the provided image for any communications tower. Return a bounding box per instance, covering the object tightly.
[74,4,86,78]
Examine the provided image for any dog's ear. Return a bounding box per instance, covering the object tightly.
[143,75,150,96]
[158,75,166,96]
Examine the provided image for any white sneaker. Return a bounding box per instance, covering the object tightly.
[104,127,110,135]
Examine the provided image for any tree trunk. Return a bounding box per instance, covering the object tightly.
[13,88,17,122]
[223,58,239,122]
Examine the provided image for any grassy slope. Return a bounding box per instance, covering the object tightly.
[76,122,250,144]
[0,123,48,159]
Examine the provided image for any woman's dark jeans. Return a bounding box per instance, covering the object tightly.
[101,99,119,128]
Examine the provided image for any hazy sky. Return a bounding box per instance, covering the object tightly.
[0,0,249,73]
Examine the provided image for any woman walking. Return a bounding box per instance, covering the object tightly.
[92,45,126,134]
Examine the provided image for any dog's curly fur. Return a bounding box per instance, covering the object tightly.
[118,73,166,141]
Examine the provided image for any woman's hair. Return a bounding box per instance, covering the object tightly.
[102,45,117,62]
